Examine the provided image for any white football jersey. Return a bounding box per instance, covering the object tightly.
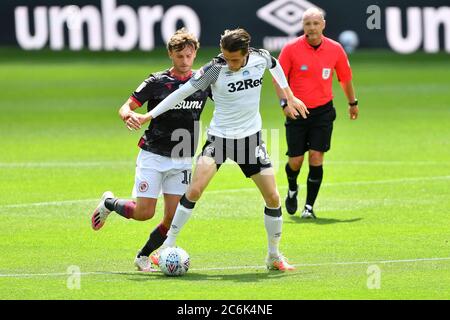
[190,48,275,139]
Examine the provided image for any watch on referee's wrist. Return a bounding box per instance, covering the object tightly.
[349,99,358,107]
[280,99,288,109]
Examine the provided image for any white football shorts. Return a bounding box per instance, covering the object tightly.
[132,149,193,199]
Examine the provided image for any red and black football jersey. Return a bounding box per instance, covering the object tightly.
[130,69,211,157]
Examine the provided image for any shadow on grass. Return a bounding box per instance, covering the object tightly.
[285,216,363,225]
[111,269,306,283]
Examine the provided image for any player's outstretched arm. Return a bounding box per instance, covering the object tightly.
[136,82,198,128]
[119,98,143,131]
[283,87,309,119]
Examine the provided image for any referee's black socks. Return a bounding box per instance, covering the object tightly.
[306,165,323,207]
[285,163,300,191]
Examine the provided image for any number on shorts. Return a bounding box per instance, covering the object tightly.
[181,170,192,185]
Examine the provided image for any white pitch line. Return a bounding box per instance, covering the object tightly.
[205,175,450,194]
[0,199,99,209]
[0,161,133,168]
[1,175,449,209]
[1,160,449,168]
[323,175,450,187]
[327,160,450,166]
[0,257,449,278]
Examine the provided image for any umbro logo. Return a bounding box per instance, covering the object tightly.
[257,0,324,35]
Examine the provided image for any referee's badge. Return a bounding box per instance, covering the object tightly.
[322,68,331,79]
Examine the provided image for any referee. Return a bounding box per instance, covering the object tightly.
[274,7,359,218]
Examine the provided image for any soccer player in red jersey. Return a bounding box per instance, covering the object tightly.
[274,7,359,218]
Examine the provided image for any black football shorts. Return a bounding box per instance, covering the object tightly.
[199,131,272,178]
[285,100,336,157]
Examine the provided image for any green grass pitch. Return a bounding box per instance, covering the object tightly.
[0,48,449,300]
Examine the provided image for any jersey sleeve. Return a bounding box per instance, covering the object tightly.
[254,48,277,69]
[269,59,289,89]
[131,75,158,106]
[335,44,352,83]
[189,59,222,91]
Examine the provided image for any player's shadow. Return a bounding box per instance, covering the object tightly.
[182,270,304,283]
[286,216,362,225]
[120,269,304,283]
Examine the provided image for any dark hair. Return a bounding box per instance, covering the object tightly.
[220,28,251,54]
[167,27,200,52]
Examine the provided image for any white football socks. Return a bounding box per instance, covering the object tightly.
[264,207,282,258]
[163,202,193,247]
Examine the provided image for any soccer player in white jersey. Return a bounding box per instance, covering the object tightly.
[132,29,309,271]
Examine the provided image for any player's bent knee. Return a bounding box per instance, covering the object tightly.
[134,213,155,221]
[265,191,281,208]
[309,152,324,166]
[133,206,156,221]
[289,157,304,171]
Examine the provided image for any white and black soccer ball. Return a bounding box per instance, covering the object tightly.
[159,247,190,276]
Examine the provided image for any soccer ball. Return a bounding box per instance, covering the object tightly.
[338,30,359,53]
[159,247,190,276]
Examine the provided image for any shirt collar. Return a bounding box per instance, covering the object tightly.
[168,69,193,81]
[301,35,326,51]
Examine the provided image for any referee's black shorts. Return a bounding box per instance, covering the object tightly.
[199,131,272,178]
[285,100,336,157]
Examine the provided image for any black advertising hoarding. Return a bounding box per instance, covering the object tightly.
[1,0,449,53]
